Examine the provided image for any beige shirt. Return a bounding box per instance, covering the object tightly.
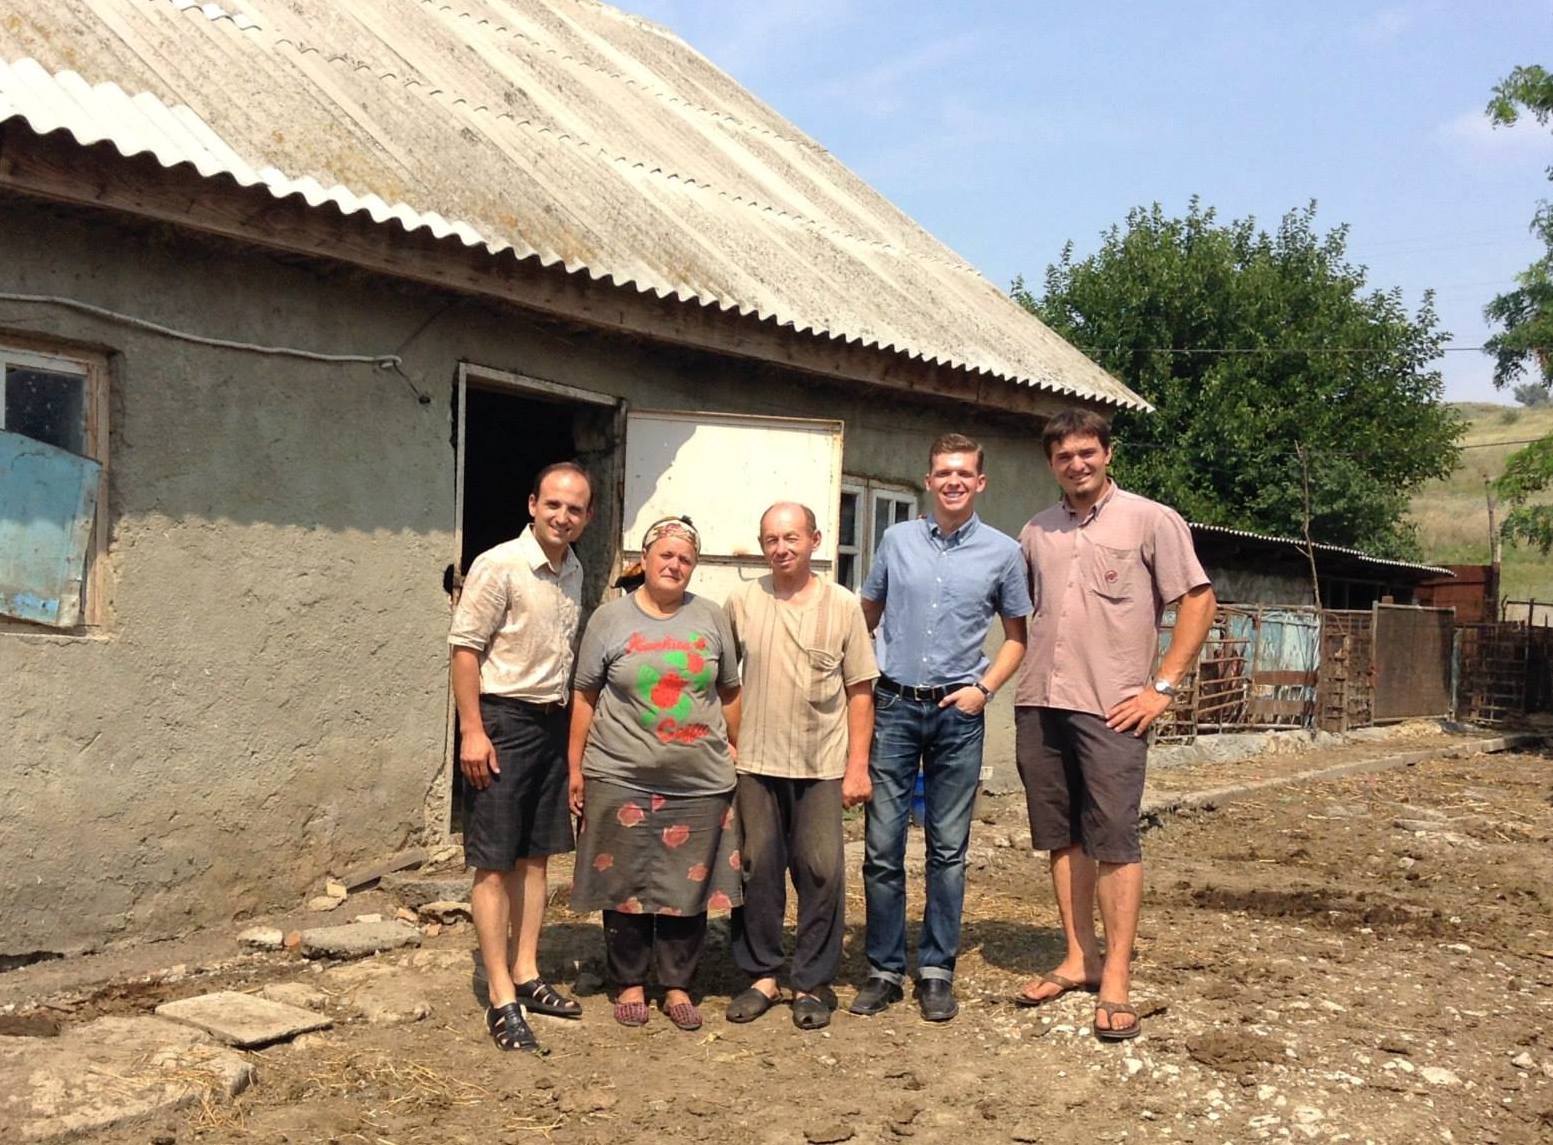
[448,526,583,702]
[1016,483,1210,718]
[725,576,879,781]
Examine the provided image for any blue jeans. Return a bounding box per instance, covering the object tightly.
[862,688,985,983]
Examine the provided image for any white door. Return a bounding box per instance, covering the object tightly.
[621,410,844,603]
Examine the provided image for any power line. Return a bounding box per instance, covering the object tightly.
[1071,344,1533,355]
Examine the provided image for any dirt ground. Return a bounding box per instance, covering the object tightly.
[9,732,1553,1145]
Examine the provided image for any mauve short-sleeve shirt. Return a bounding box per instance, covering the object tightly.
[1016,484,1210,718]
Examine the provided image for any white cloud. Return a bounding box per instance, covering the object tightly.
[1438,109,1552,159]
[1355,4,1415,46]
[635,0,859,83]
[811,31,983,119]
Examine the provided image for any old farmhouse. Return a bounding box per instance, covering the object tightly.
[0,0,1145,959]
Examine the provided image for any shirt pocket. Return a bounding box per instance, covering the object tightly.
[803,646,843,706]
[1083,543,1145,602]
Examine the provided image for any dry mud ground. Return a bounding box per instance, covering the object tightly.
[23,738,1553,1145]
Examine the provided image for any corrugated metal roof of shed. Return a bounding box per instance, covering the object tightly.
[0,0,1147,410]
[1189,523,1454,578]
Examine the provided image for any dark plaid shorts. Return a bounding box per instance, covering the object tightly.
[1015,706,1149,864]
[462,695,574,870]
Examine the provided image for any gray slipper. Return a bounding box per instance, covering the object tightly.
[792,994,832,1030]
[726,986,780,1024]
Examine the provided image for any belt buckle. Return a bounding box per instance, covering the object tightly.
[910,684,931,702]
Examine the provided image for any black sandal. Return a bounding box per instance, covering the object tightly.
[726,986,781,1024]
[792,994,832,1030]
[486,1002,543,1052]
[514,977,583,1019]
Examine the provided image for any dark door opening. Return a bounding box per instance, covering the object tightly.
[460,386,578,575]
[448,377,622,833]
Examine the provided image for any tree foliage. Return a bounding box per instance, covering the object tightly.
[1484,64,1553,553]
[1515,381,1551,407]
[1016,200,1461,558]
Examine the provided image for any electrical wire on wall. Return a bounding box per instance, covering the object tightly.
[0,291,434,403]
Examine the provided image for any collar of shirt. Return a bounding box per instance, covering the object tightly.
[927,511,980,547]
[517,524,579,578]
[1059,480,1119,527]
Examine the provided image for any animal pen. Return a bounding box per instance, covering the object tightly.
[1152,603,1550,745]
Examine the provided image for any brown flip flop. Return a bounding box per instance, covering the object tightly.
[1012,971,1101,1008]
[1094,1000,1142,1041]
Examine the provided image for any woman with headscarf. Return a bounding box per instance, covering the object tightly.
[567,517,743,1031]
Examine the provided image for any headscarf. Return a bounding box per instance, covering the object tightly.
[641,515,700,555]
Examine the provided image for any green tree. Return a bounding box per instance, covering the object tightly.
[1484,65,1553,553]
[1016,200,1462,557]
[1514,381,1551,407]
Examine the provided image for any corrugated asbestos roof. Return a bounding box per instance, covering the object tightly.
[0,0,1147,410]
[1189,522,1454,578]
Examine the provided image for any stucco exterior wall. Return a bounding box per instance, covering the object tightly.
[1,202,1066,955]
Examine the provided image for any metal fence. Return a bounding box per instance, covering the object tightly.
[1317,609,1373,732]
[1456,621,1553,725]
[1501,598,1553,627]
[1155,606,1321,743]
[1153,603,1548,744]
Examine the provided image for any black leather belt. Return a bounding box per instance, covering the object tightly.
[876,676,967,703]
[482,694,567,716]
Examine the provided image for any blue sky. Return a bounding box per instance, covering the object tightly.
[632,0,1553,403]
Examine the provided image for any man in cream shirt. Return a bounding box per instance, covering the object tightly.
[723,502,878,1030]
[449,461,594,1053]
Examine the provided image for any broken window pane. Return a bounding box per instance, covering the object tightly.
[5,366,86,456]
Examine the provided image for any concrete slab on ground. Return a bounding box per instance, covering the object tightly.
[0,1015,253,1142]
[156,990,333,1047]
[300,920,422,959]
[259,980,330,1010]
[320,962,434,1025]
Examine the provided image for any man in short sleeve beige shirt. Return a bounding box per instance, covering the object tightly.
[722,503,877,1030]
[1013,410,1215,1042]
[447,462,594,1053]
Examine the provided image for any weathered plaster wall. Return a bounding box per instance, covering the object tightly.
[0,202,1066,954]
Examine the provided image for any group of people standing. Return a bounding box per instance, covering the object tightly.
[448,408,1216,1054]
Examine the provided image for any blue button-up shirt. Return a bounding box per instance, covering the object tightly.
[861,513,1032,687]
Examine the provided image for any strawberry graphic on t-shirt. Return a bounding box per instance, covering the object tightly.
[632,633,716,742]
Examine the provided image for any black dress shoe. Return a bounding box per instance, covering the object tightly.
[848,976,903,1016]
[916,978,959,1022]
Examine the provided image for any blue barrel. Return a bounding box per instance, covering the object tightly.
[909,767,926,827]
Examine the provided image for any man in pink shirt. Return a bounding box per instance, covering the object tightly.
[1013,409,1216,1041]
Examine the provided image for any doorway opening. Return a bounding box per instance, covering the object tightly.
[445,364,622,834]
[459,385,577,576]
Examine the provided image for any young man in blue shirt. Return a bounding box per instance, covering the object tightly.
[852,433,1031,1021]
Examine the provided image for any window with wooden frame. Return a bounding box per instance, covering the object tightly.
[836,480,865,591]
[871,487,918,556]
[0,339,110,629]
[837,477,919,588]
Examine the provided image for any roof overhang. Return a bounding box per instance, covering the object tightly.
[1190,522,1454,581]
[0,115,1129,420]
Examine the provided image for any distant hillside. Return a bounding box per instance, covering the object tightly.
[1409,401,1553,605]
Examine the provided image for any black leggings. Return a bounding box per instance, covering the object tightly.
[602,910,708,991]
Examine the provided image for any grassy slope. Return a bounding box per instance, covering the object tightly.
[1408,402,1553,604]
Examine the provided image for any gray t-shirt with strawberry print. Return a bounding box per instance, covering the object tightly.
[573,592,740,796]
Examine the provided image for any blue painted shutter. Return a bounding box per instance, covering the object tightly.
[0,428,102,627]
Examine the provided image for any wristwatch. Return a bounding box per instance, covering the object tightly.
[974,682,995,700]
[1152,677,1177,697]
